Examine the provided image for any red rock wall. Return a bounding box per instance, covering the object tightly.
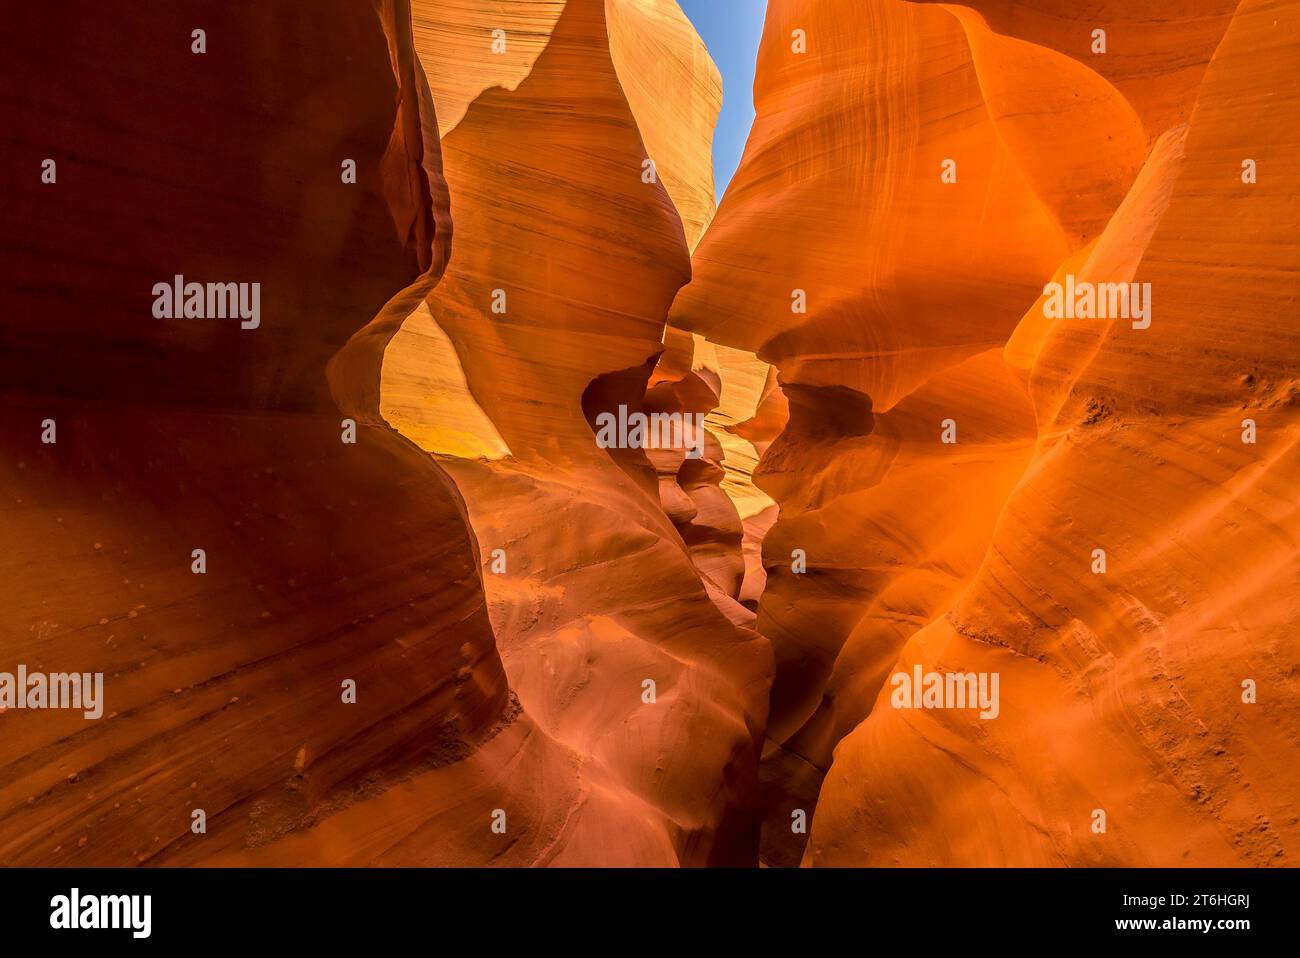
[672,0,1300,866]
[2,0,1296,869]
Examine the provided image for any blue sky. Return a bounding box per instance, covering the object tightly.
[678,0,768,201]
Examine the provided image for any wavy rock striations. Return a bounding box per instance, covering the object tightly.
[379,0,771,865]
[3,0,1295,871]
[672,0,1299,866]
[0,0,527,866]
[809,0,1300,867]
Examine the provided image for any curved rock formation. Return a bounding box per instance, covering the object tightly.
[809,0,1300,867]
[671,0,1299,867]
[0,0,522,866]
[379,0,771,865]
[4,0,1295,872]
[919,0,1240,140]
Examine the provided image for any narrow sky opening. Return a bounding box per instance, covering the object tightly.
[678,0,767,202]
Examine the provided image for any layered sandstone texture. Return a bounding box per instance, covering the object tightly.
[3,0,1297,870]
[0,0,767,867]
[672,0,1300,866]
[381,0,771,865]
[0,0,508,866]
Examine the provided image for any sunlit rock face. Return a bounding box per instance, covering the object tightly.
[672,0,1300,866]
[3,0,1296,870]
[808,0,1300,868]
[916,0,1241,141]
[380,0,771,865]
[1,0,768,870]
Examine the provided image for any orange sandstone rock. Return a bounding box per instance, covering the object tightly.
[381,0,771,865]
[809,0,1300,867]
[3,0,1295,873]
[0,0,517,866]
[673,0,1300,867]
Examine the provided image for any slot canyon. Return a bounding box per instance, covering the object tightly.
[1,0,1297,869]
